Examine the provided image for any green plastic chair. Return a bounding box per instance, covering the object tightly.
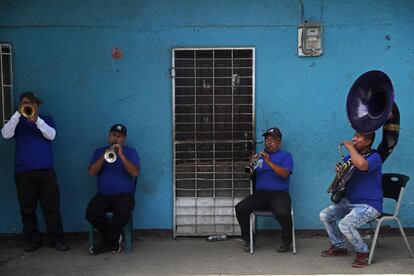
[88,212,133,254]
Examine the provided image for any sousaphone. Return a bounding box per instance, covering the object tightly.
[328,70,400,203]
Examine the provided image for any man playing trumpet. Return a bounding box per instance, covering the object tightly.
[86,124,140,254]
[235,127,294,253]
[1,91,69,252]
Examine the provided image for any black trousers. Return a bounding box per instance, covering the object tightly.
[15,169,65,243]
[85,193,135,244]
[235,190,292,244]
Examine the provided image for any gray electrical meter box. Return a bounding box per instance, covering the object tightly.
[298,22,323,57]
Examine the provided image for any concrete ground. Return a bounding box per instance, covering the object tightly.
[0,235,413,275]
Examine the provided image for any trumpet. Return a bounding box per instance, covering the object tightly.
[244,152,264,174]
[104,144,118,163]
[19,104,36,119]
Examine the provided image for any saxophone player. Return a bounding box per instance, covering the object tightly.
[235,127,294,253]
[319,132,382,268]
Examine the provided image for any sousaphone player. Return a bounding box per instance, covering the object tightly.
[319,71,400,268]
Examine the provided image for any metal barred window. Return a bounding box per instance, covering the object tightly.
[172,48,255,236]
[1,44,13,127]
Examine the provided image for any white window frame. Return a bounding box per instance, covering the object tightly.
[1,43,13,127]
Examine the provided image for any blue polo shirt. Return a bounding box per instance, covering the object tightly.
[345,151,383,212]
[14,115,55,173]
[90,146,140,195]
[255,149,293,192]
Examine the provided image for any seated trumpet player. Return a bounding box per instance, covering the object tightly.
[85,124,140,255]
[1,91,69,252]
[235,127,294,253]
[319,132,382,268]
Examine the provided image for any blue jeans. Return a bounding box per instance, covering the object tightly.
[319,198,379,253]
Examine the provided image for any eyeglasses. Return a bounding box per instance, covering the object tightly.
[265,137,280,143]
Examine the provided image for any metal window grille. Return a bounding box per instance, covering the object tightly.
[1,44,13,127]
[172,48,255,236]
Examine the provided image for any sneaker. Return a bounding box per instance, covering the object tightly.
[111,243,121,253]
[352,252,369,268]
[277,243,291,253]
[320,245,348,257]
[111,235,122,253]
[90,239,112,255]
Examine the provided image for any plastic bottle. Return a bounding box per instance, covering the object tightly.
[206,234,227,241]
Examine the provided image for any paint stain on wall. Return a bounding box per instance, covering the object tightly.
[112,47,124,60]
[385,35,391,51]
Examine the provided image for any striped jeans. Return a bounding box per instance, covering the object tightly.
[319,198,379,253]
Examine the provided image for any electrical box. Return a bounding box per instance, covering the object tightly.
[298,22,323,57]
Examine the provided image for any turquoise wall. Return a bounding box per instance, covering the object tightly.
[1,0,413,233]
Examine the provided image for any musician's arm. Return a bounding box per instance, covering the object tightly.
[347,147,369,171]
[267,161,290,178]
[1,111,20,139]
[36,117,56,140]
[118,147,140,177]
[119,154,139,177]
[262,152,291,179]
[88,155,105,176]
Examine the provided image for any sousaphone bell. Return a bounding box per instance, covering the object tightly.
[346,70,400,161]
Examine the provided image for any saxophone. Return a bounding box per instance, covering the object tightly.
[327,143,378,204]
[327,144,355,204]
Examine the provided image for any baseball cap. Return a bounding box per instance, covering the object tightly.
[109,124,127,136]
[19,91,42,104]
[262,127,282,139]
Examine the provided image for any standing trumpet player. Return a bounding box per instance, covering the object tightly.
[235,127,294,253]
[1,91,69,252]
[319,132,382,268]
[85,124,140,255]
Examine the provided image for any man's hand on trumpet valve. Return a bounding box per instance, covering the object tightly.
[259,151,271,163]
[114,143,124,158]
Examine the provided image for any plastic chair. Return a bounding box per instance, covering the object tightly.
[88,212,133,254]
[367,173,414,264]
[249,208,296,254]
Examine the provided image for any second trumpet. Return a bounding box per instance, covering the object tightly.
[104,145,118,163]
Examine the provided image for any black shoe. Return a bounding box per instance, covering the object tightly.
[51,241,70,251]
[243,240,251,252]
[24,241,42,252]
[90,239,112,255]
[277,243,291,253]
